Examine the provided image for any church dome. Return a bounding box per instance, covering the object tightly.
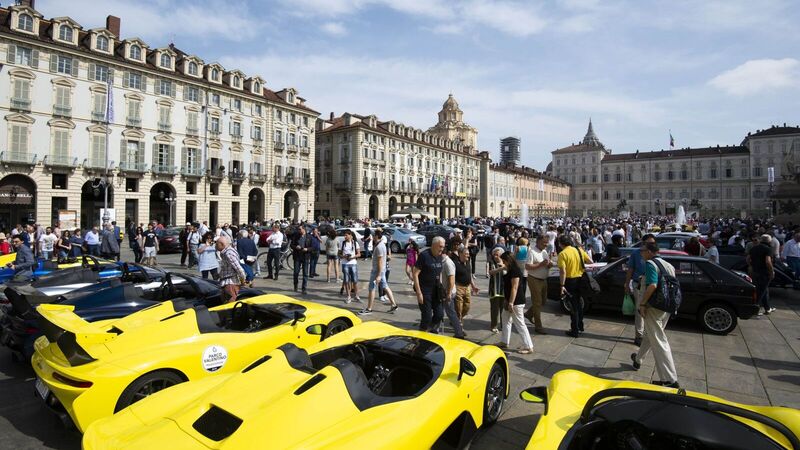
[443,94,460,110]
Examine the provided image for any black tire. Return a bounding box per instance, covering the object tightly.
[560,295,586,314]
[324,318,351,339]
[115,370,185,412]
[482,363,506,425]
[390,242,401,254]
[698,302,737,335]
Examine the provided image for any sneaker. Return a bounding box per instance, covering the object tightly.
[357,309,373,316]
[518,347,534,355]
[767,307,776,314]
[490,328,499,334]
[388,305,399,313]
[379,295,389,304]
[634,336,643,346]
[354,296,362,303]
[345,296,352,304]
[630,353,641,370]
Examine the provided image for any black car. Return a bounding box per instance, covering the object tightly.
[157,227,183,254]
[716,246,799,290]
[547,255,759,335]
[415,225,456,246]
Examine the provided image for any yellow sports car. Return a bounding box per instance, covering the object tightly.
[31,294,359,433]
[82,321,509,449]
[521,370,800,450]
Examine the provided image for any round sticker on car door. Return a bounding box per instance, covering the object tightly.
[202,346,228,372]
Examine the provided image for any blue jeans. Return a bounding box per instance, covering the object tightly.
[293,254,308,291]
[87,244,100,256]
[565,277,584,332]
[41,251,52,260]
[309,250,319,275]
[418,291,444,333]
[267,248,281,277]
[787,256,800,278]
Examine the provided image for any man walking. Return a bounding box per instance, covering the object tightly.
[84,226,101,256]
[100,223,120,261]
[141,224,159,266]
[179,223,191,267]
[625,233,656,346]
[413,236,446,332]
[748,234,776,315]
[292,226,312,294]
[781,231,800,278]
[265,223,284,280]
[525,234,551,334]
[216,236,246,303]
[112,221,122,261]
[7,235,35,281]
[631,242,679,388]
[360,230,398,315]
[187,223,200,268]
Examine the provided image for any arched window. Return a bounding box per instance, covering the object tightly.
[18,13,33,32]
[59,25,73,42]
[233,75,240,87]
[253,82,260,92]
[96,35,109,51]
[129,44,141,60]
[160,53,172,68]
[188,62,198,75]
[211,68,219,81]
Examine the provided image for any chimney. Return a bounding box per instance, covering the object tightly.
[106,15,121,38]
[18,0,36,8]
[329,112,334,121]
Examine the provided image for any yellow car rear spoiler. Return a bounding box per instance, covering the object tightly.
[37,304,117,366]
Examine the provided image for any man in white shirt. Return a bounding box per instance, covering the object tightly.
[38,227,57,260]
[525,234,551,334]
[782,231,800,278]
[187,224,201,268]
[265,224,284,280]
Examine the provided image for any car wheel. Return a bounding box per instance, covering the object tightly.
[482,363,505,425]
[698,302,737,335]
[390,242,401,254]
[560,295,586,314]
[115,370,185,412]
[324,318,351,339]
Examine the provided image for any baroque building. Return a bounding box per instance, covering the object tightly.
[549,120,800,217]
[0,1,317,230]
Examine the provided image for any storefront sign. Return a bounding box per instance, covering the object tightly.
[59,210,78,230]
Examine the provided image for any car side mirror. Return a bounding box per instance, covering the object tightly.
[458,357,476,381]
[292,311,306,326]
[305,324,323,335]
[520,386,548,405]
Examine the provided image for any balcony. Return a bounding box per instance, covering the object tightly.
[52,105,72,118]
[157,122,172,133]
[274,142,285,152]
[119,161,147,174]
[231,135,243,145]
[0,151,37,168]
[82,157,108,174]
[333,181,350,191]
[363,178,387,193]
[287,144,298,154]
[300,146,310,155]
[91,111,106,122]
[253,135,263,143]
[152,164,176,175]
[126,117,142,128]
[10,98,31,113]
[250,172,268,184]
[209,130,221,140]
[43,154,77,169]
[229,170,246,183]
[302,176,312,187]
[180,166,204,178]
[186,127,200,137]
[207,167,225,180]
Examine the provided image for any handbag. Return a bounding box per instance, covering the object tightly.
[622,293,635,316]
[578,248,601,294]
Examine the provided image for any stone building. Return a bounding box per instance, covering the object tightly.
[0,2,317,230]
[481,160,569,217]
[549,120,800,217]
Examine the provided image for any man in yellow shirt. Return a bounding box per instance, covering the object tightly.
[558,235,593,337]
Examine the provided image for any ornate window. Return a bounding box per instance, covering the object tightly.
[211,68,219,81]
[96,35,109,52]
[130,44,142,60]
[160,54,172,68]
[58,25,73,42]
[188,62,198,76]
[18,14,34,32]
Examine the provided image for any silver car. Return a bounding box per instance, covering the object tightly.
[382,227,426,253]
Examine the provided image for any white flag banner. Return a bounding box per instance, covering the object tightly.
[106,77,114,123]
[538,179,545,191]
[767,167,775,183]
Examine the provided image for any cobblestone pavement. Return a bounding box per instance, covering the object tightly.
[1,248,799,449]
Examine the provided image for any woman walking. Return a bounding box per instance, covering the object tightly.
[498,250,534,354]
[56,230,72,261]
[131,226,144,263]
[487,247,506,334]
[466,228,479,274]
[197,232,219,280]
[324,229,340,282]
[405,238,419,286]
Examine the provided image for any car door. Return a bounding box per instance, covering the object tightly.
[590,258,628,309]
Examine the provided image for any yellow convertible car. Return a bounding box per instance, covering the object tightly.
[521,370,800,450]
[82,321,509,449]
[31,294,359,433]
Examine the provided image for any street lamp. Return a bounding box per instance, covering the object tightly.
[164,195,176,227]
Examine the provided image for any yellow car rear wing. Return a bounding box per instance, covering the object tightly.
[37,304,118,366]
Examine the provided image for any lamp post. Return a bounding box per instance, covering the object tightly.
[165,195,176,227]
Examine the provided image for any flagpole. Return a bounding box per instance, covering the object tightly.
[102,76,112,226]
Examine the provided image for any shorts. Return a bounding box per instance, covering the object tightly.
[342,264,358,283]
[368,270,388,292]
[143,247,157,257]
[327,254,338,261]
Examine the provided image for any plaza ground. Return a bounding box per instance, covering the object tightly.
[1,248,799,449]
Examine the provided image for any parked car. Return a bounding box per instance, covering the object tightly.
[382,227,427,253]
[634,232,710,252]
[257,227,273,247]
[157,227,183,253]
[415,225,456,246]
[320,227,365,250]
[546,254,759,335]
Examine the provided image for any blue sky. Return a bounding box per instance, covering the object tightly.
[40,0,800,169]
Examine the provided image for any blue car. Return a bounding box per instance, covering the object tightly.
[0,270,264,361]
[0,255,123,284]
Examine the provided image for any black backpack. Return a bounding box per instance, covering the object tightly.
[649,258,682,314]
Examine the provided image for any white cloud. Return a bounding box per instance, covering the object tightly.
[709,58,800,96]
[37,0,260,43]
[462,1,547,37]
[430,23,464,35]
[321,22,347,36]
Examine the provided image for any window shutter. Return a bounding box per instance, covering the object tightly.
[250,126,254,139]
[88,62,96,80]
[152,143,158,166]
[108,68,115,84]
[70,58,79,77]
[120,139,126,162]
[170,83,176,98]
[49,53,58,72]
[182,147,187,169]
[169,145,176,170]
[228,120,232,135]
[6,44,15,63]
[30,49,39,68]
[140,74,147,92]
[122,71,129,88]
[137,141,145,164]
